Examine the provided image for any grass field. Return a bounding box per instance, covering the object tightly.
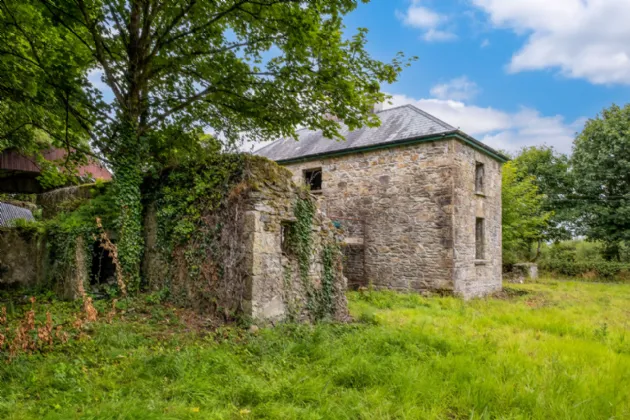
[1,278,629,419]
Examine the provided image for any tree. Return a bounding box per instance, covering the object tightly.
[502,161,552,264]
[572,103,630,261]
[1,0,412,288]
[0,0,100,172]
[510,146,574,258]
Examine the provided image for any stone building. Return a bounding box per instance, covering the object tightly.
[256,104,508,298]
[142,157,348,322]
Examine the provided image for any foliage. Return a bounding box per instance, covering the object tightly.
[571,103,630,260]
[153,146,244,250]
[1,0,413,285]
[0,295,104,361]
[537,240,606,263]
[510,146,575,244]
[502,161,552,264]
[45,182,118,293]
[539,260,630,282]
[0,1,97,163]
[290,197,316,284]
[0,281,629,418]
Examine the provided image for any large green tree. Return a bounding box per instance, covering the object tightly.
[502,161,552,264]
[1,0,411,288]
[572,103,630,260]
[510,146,574,258]
[0,0,100,174]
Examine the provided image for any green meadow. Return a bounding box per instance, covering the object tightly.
[1,278,629,419]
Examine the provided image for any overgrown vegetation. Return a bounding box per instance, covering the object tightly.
[0,279,628,418]
[1,0,412,288]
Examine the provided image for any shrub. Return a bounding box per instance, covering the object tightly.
[539,260,630,281]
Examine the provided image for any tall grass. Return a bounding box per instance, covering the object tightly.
[0,279,629,419]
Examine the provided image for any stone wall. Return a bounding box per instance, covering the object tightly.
[0,228,47,288]
[143,158,347,323]
[451,142,503,297]
[285,140,456,292]
[283,137,503,298]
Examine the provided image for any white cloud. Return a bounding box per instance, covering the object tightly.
[472,0,630,84]
[385,93,584,154]
[430,76,480,101]
[88,69,108,92]
[480,39,490,48]
[396,1,457,42]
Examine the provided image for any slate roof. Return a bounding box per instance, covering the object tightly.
[255,104,508,163]
[0,202,35,227]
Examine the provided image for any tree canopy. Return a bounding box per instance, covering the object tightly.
[501,160,552,264]
[572,103,630,260]
[510,146,574,245]
[0,0,412,287]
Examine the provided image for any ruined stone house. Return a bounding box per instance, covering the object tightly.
[256,104,508,298]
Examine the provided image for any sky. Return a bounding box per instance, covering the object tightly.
[89,0,630,155]
[344,0,630,154]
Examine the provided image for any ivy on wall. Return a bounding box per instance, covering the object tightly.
[285,197,341,321]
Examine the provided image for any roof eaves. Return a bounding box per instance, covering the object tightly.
[453,131,510,163]
[275,131,509,164]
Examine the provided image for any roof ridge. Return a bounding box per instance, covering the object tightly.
[404,104,456,130]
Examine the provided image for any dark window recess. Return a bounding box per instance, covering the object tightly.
[303,168,322,192]
[281,221,295,256]
[91,242,116,286]
[475,162,485,193]
[475,218,485,260]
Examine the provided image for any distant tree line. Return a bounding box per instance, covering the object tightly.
[503,103,630,265]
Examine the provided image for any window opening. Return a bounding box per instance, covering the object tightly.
[303,168,322,192]
[475,162,485,193]
[475,218,485,260]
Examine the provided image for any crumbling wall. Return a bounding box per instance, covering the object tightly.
[0,228,47,287]
[143,156,347,323]
[37,184,99,219]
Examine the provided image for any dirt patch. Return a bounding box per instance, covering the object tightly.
[493,287,531,300]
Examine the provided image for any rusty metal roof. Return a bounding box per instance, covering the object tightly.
[0,202,35,227]
[255,104,507,163]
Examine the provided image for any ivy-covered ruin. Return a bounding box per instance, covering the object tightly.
[0,154,348,323]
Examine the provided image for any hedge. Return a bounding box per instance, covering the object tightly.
[539,260,630,280]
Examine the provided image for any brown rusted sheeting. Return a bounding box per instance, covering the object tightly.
[0,148,112,180]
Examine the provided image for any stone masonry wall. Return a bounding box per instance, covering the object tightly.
[242,192,347,322]
[0,228,47,288]
[285,140,457,292]
[283,138,503,297]
[143,158,347,323]
[451,142,503,297]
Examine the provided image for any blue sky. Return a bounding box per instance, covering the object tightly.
[89,0,630,154]
[345,0,630,153]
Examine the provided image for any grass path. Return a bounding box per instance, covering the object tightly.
[1,279,629,419]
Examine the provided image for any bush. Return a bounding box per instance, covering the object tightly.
[539,260,630,281]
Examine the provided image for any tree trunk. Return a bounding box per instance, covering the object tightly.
[532,239,542,262]
[111,121,145,292]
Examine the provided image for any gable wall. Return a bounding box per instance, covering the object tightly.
[451,142,503,297]
[284,140,457,292]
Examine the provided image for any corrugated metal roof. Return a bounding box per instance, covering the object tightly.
[0,202,35,227]
[255,104,506,162]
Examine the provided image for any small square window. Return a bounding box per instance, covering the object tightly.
[475,217,485,260]
[303,168,322,192]
[475,162,485,193]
